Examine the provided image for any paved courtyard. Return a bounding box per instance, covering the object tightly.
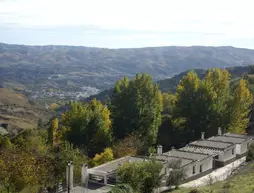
[69,183,112,193]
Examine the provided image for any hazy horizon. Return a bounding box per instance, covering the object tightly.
[1,0,254,49]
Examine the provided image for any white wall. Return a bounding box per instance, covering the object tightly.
[184,157,213,178]
[240,141,249,154]
[180,156,246,188]
[219,146,236,162]
[235,144,241,154]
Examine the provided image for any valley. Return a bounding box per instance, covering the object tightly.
[1,43,254,104]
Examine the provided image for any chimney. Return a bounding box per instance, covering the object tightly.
[157,145,163,155]
[218,127,222,135]
[201,132,205,140]
[66,161,74,190]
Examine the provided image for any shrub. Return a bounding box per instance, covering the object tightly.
[93,148,114,166]
[189,189,201,193]
[117,159,163,193]
[112,134,143,158]
[108,184,133,193]
[247,143,254,161]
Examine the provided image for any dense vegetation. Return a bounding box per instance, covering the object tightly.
[0,67,253,192]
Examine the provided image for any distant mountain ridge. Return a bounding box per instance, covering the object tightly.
[1,43,254,93]
[88,65,254,102]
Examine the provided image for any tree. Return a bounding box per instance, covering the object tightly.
[49,103,60,111]
[166,160,186,189]
[228,79,253,133]
[48,118,59,146]
[62,99,112,157]
[112,134,143,158]
[157,92,179,151]
[110,73,163,146]
[108,184,134,193]
[173,71,203,141]
[117,159,164,193]
[92,147,114,166]
[50,141,86,186]
[247,143,254,161]
[12,129,49,155]
[162,92,176,115]
[173,69,253,140]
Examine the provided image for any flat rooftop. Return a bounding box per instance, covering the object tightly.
[223,133,250,139]
[90,156,146,173]
[180,146,222,156]
[190,140,234,150]
[155,155,194,167]
[0,126,8,135]
[163,149,209,161]
[209,135,249,144]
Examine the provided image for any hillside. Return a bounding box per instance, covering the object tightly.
[0,88,29,106]
[0,88,52,135]
[88,65,254,102]
[1,43,254,101]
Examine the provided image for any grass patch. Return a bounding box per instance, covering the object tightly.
[171,163,254,193]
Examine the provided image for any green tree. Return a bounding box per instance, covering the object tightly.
[173,69,252,140]
[92,147,114,166]
[62,99,112,157]
[247,143,254,161]
[117,159,164,193]
[157,93,179,150]
[110,73,163,146]
[162,92,176,115]
[173,71,202,141]
[50,141,86,186]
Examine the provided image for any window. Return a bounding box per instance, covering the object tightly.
[232,148,235,155]
[200,164,203,173]
[214,155,219,160]
[192,165,196,174]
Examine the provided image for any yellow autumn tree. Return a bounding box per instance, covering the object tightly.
[49,103,59,111]
[92,147,114,166]
[228,79,253,133]
[48,118,59,146]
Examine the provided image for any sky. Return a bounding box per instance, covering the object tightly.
[0,0,254,48]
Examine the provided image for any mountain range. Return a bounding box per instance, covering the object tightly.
[1,43,254,97]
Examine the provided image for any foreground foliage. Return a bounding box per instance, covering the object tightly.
[0,129,86,192]
[117,160,164,193]
[108,184,134,193]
